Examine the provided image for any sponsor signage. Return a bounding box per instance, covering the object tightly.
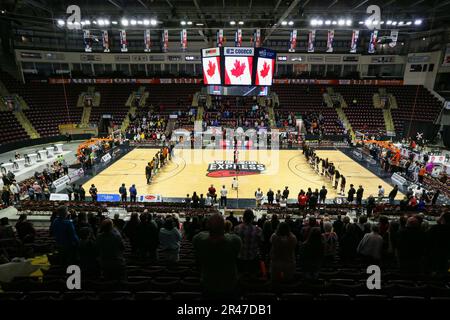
[224,47,254,56]
[207,160,265,178]
[138,194,162,202]
[97,194,121,202]
[101,153,112,163]
[49,193,70,201]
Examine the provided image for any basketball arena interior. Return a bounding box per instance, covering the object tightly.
[0,0,450,307]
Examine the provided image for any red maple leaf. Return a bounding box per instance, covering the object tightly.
[260,61,270,78]
[230,60,246,77]
[207,60,216,77]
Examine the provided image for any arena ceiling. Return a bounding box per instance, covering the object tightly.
[1,0,449,42]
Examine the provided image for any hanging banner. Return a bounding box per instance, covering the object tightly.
[162,29,169,52]
[83,30,92,52]
[307,30,316,53]
[288,29,297,52]
[389,29,399,48]
[368,30,378,54]
[120,30,128,52]
[326,30,334,53]
[180,29,187,51]
[235,29,242,47]
[350,29,359,53]
[254,29,261,47]
[217,29,224,47]
[102,30,110,53]
[144,29,151,52]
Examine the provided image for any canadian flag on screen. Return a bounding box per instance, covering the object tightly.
[224,57,253,85]
[202,57,221,85]
[255,58,274,86]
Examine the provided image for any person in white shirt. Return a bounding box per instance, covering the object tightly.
[9,181,20,203]
[255,188,263,208]
[357,224,384,263]
[279,196,287,208]
[231,177,239,190]
[378,185,385,201]
[205,195,212,207]
[220,185,228,208]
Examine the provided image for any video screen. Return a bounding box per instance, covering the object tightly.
[255,57,275,86]
[224,56,254,85]
[201,47,221,85]
[206,85,269,96]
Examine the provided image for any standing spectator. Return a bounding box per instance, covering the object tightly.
[427,212,450,275]
[96,219,126,281]
[112,213,125,232]
[388,185,398,205]
[226,212,239,228]
[193,214,242,299]
[122,212,140,254]
[232,177,239,190]
[79,185,86,201]
[50,206,78,264]
[2,185,11,207]
[299,228,324,280]
[136,212,159,261]
[357,224,384,264]
[159,217,182,263]
[89,184,97,202]
[270,222,297,281]
[129,184,137,202]
[275,190,282,204]
[418,165,426,183]
[267,189,274,205]
[319,186,327,204]
[233,209,262,275]
[397,217,425,273]
[220,185,228,207]
[73,184,80,201]
[119,183,127,202]
[356,185,364,205]
[33,182,42,201]
[255,188,264,208]
[323,221,338,264]
[347,184,356,203]
[66,183,73,201]
[78,227,99,279]
[282,186,290,200]
[10,180,20,203]
[27,185,35,200]
[199,194,206,208]
[191,192,200,208]
[378,185,385,201]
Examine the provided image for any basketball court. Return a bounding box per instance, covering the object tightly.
[83,148,402,200]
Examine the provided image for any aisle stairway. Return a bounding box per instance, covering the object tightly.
[14,110,40,139]
[335,107,355,140]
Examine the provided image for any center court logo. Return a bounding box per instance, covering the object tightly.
[206,160,265,177]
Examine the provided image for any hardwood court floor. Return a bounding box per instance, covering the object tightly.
[83,148,402,200]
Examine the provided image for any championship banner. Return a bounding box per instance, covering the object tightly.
[83,30,92,52]
[102,30,110,53]
[217,29,224,47]
[254,29,261,47]
[389,29,399,48]
[235,29,242,47]
[180,29,187,51]
[368,30,378,54]
[120,30,128,52]
[350,30,359,53]
[307,30,316,53]
[162,29,169,52]
[289,29,297,52]
[326,30,334,53]
[144,29,151,52]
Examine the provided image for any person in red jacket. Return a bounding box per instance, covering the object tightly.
[208,184,217,203]
[298,190,308,211]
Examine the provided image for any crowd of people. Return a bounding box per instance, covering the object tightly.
[126,110,167,143]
